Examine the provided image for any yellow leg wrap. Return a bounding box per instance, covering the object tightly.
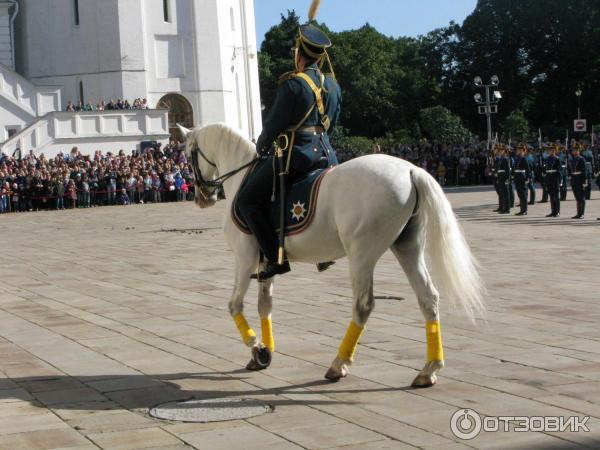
[261,318,275,352]
[338,321,364,361]
[426,321,444,361]
[233,314,256,346]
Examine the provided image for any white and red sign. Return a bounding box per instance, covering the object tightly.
[574,119,587,132]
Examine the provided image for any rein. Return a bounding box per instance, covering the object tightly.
[191,146,260,193]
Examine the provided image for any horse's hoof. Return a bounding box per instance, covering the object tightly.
[324,367,346,382]
[246,346,271,371]
[411,373,437,388]
[325,356,350,382]
[246,358,265,371]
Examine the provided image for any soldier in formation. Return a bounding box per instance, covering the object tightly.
[544,144,562,217]
[496,144,511,214]
[559,146,568,201]
[513,143,531,216]
[569,142,587,219]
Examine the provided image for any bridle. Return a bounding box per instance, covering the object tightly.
[189,144,260,200]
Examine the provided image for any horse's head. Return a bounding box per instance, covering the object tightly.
[178,124,219,208]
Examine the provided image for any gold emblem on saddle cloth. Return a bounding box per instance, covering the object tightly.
[290,201,307,221]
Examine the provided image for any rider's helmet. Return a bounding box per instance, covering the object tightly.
[294,1,336,78]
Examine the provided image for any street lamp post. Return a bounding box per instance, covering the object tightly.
[575,88,582,120]
[474,75,501,150]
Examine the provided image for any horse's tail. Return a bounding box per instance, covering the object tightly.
[410,167,486,322]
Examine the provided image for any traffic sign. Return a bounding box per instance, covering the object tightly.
[574,119,587,132]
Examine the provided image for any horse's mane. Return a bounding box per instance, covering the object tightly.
[193,123,255,162]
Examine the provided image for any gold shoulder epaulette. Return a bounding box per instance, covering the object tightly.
[278,71,298,85]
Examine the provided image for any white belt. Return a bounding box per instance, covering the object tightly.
[546,170,557,173]
[514,170,526,173]
[572,172,582,175]
[497,170,506,173]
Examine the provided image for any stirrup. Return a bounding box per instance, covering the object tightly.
[250,261,291,282]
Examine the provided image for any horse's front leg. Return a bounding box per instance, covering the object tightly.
[246,278,275,371]
[258,278,275,352]
[229,262,258,350]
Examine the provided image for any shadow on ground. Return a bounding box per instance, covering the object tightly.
[454,202,600,227]
[0,371,416,411]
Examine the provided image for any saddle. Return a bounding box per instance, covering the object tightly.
[233,166,334,237]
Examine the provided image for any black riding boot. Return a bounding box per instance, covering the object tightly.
[241,208,291,281]
[237,159,291,281]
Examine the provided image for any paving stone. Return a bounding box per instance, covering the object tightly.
[0,428,91,450]
[66,410,156,433]
[35,388,107,407]
[178,424,302,449]
[86,427,182,450]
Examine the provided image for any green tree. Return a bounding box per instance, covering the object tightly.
[502,110,530,141]
[258,14,433,139]
[419,106,471,144]
[433,0,600,133]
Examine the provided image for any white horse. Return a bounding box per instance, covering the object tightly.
[179,123,485,387]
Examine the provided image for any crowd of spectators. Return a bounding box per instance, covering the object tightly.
[65,98,150,112]
[1,138,497,215]
[336,141,492,186]
[0,143,195,214]
[10,135,582,215]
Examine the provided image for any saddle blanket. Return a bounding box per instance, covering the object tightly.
[232,166,334,237]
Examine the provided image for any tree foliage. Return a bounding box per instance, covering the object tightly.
[420,106,472,144]
[502,110,531,141]
[258,1,600,141]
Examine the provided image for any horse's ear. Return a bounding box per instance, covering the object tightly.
[177,123,192,139]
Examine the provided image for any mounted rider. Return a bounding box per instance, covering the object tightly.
[237,0,341,281]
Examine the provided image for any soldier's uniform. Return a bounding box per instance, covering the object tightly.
[570,147,587,219]
[513,146,531,215]
[526,151,536,204]
[491,149,501,212]
[237,22,341,280]
[508,150,515,208]
[496,147,511,214]
[582,147,594,200]
[559,150,568,201]
[539,151,549,203]
[544,147,562,217]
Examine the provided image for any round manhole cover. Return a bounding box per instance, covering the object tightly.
[149,398,273,423]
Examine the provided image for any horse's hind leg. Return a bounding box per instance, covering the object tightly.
[325,256,375,381]
[392,235,445,388]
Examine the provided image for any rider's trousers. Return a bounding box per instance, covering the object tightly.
[237,157,279,262]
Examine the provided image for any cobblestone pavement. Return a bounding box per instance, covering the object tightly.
[1,187,599,450]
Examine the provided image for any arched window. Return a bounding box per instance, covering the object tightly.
[157,93,194,141]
